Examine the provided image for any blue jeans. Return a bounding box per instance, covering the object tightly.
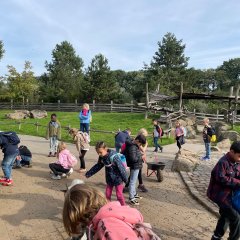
[205,142,211,158]
[2,152,19,179]
[154,137,162,151]
[50,136,58,153]
[80,123,89,134]
[129,169,140,199]
[115,143,122,153]
[17,155,32,166]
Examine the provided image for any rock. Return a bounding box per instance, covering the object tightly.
[6,110,30,120]
[171,149,199,172]
[186,125,196,139]
[179,119,187,127]
[211,146,221,152]
[196,124,203,133]
[216,139,231,150]
[30,110,48,119]
[184,116,196,126]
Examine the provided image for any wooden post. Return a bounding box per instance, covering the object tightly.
[75,99,78,112]
[216,109,219,122]
[130,100,133,113]
[58,100,60,111]
[193,108,196,115]
[156,84,160,93]
[93,100,95,111]
[10,99,13,110]
[36,122,39,133]
[26,98,29,110]
[18,122,21,130]
[41,100,43,110]
[145,83,149,119]
[232,85,240,127]
[229,86,234,97]
[179,82,183,113]
[22,96,25,109]
[110,100,113,112]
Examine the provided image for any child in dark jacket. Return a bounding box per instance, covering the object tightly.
[13,145,32,168]
[124,134,146,205]
[85,141,128,206]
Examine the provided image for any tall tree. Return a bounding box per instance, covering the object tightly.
[84,54,121,102]
[6,61,39,101]
[44,41,84,102]
[0,40,4,62]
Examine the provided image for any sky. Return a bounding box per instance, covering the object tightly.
[0,0,240,76]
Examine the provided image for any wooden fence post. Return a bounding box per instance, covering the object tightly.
[110,100,113,112]
[26,98,29,110]
[58,100,60,111]
[36,122,39,133]
[10,99,13,110]
[216,109,219,122]
[75,99,78,112]
[41,100,43,110]
[179,82,183,113]
[93,100,95,111]
[18,122,21,130]
[145,83,149,119]
[130,100,133,113]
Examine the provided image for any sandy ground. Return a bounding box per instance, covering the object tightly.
[0,135,218,240]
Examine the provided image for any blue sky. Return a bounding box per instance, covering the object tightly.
[0,0,240,76]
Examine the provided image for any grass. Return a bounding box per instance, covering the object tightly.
[0,110,175,147]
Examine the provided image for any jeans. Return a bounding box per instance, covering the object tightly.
[79,150,87,169]
[2,152,19,179]
[50,136,58,153]
[213,207,240,240]
[205,142,211,158]
[106,184,125,205]
[154,137,162,151]
[16,155,32,166]
[49,163,70,176]
[80,123,89,134]
[115,143,122,153]
[129,169,140,199]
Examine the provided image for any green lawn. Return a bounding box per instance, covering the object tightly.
[0,110,175,147]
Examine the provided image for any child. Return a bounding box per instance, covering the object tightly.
[62,182,161,240]
[207,141,240,240]
[124,134,146,205]
[79,103,92,134]
[85,141,128,206]
[115,128,131,153]
[49,142,76,180]
[202,118,213,160]
[124,129,148,193]
[46,113,61,157]
[69,128,90,173]
[175,120,185,153]
[153,120,163,152]
[13,145,32,168]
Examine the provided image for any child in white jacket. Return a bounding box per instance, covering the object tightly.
[49,142,77,180]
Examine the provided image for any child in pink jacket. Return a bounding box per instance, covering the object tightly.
[49,142,77,180]
[63,181,161,240]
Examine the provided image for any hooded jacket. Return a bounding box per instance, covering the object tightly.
[55,149,77,169]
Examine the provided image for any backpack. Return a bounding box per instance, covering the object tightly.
[67,153,78,167]
[232,189,240,213]
[79,131,90,144]
[109,153,128,169]
[0,131,20,145]
[157,126,164,137]
[210,127,217,142]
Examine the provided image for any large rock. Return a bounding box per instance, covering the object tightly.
[171,149,199,172]
[6,110,30,120]
[30,110,47,119]
[217,139,231,150]
[179,119,187,127]
[186,125,196,139]
[218,131,240,142]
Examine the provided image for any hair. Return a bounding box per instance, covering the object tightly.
[51,113,57,118]
[230,141,240,153]
[63,184,108,236]
[95,141,107,150]
[126,128,131,133]
[58,142,67,154]
[152,119,158,123]
[175,120,181,126]
[69,128,78,136]
[135,134,146,145]
[203,118,209,123]
[138,128,148,137]
[82,103,90,110]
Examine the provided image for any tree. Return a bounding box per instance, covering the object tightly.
[44,41,84,102]
[84,54,121,102]
[6,61,39,101]
[0,40,4,62]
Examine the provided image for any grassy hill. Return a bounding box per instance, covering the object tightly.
[0,110,175,147]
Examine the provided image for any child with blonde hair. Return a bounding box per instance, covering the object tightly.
[85,141,128,206]
[175,120,185,153]
[63,182,161,239]
[69,128,90,173]
[49,142,77,180]
[79,103,92,134]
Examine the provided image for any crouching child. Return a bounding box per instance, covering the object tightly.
[13,145,32,168]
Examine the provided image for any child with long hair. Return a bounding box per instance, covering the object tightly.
[85,141,128,206]
[79,103,92,134]
[175,120,185,153]
[63,182,161,240]
[69,128,90,173]
[49,142,77,180]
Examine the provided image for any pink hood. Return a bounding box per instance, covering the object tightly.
[55,149,76,169]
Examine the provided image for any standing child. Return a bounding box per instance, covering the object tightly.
[202,118,213,160]
[124,134,146,205]
[69,128,90,173]
[153,120,163,152]
[46,113,61,157]
[115,128,131,153]
[175,120,185,153]
[49,142,76,180]
[85,141,128,206]
[79,103,92,134]
[207,141,240,240]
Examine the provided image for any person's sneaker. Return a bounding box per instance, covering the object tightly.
[0,177,7,183]
[2,179,13,186]
[123,187,129,193]
[51,175,61,180]
[138,185,148,192]
[12,165,22,169]
[153,150,158,152]
[61,173,67,178]
[160,148,163,153]
[67,168,74,176]
[77,168,87,173]
[134,194,143,199]
[48,152,52,157]
[53,152,57,157]
[130,198,140,205]
[211,235,222,240]
[202,157,210,161]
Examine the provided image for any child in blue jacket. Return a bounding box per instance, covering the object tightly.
[79,103,91,134]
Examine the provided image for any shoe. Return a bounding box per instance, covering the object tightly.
[79,168,87,173]
[160,148,163,153]
[153,150,158,152]
[61,173,67,178]
[0,177,7,183]
[123,187,129,193]
[130,198,140,205]
[2,179,13,186]
[27,164,32,168]
[12,165,22,169]
[53,152,57,157]
[138,185,148,192]
[211,235,222,240]
[48,152,52,157]
[51,175,61,180]
[201,157,210,161]
[67,168,73,176]
[134,194,143,199]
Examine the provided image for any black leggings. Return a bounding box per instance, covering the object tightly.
[176,136,182,150]
[49,163,70,176]
[125,168,143,187]
[79,150,87,169]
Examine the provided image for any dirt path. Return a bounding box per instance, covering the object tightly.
[0,135,217,240]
